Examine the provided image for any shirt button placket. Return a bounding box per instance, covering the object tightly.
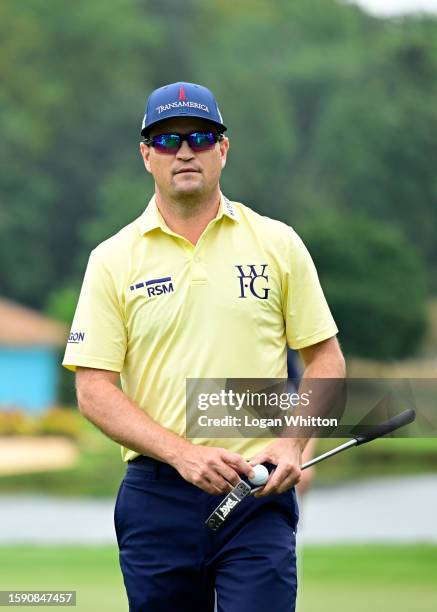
[191,252,207,284]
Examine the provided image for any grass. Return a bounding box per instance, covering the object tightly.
[298,544,437,612]
[0,547,127,611]
[0,545,435,612]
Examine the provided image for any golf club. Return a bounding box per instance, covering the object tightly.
[205,408,416,531]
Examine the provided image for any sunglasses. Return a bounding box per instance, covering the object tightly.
[144,131,224,154]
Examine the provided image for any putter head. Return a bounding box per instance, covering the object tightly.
[205,480,252,531]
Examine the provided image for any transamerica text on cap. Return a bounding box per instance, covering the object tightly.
[156,101,210,114]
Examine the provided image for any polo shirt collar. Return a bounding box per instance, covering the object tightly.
[218,194,239,222]
[139,193,239,235]
[138,196,164,234]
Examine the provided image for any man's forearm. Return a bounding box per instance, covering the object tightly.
[289,340,346,450]
[76,378,188,465]
[301,352,346,379]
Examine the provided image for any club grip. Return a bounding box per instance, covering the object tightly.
[353,408,416,446]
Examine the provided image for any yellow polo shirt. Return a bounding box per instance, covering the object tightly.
[63,193,338,461]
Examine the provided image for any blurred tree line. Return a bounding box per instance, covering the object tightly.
[1,0,436,359]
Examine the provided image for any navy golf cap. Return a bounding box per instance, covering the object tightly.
[140,81,227,137]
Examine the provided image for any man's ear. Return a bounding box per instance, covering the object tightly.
[140,142,152,173]
[220,136,230,169]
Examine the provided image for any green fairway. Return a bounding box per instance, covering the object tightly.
[0,545,435,611]
[0,547,127,611]
[298,545,437,612]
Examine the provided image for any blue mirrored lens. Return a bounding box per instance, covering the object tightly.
[154,134,181,151]
[188,132,216,150]
[151,132,218,153]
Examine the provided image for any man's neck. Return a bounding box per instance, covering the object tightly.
[155,188,221,245]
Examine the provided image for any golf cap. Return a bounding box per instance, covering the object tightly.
[140,81,227,137]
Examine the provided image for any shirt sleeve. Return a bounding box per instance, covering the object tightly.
[283,230,338,350]
[62,249,127,372]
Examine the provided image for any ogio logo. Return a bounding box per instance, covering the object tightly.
[130,276,174,298]
[68,331,85,344]
[223,197,236,218]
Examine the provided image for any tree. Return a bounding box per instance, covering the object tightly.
[0,0,157,307]
[301,214,428,359]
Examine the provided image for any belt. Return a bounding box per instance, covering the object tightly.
[127,455,180,478]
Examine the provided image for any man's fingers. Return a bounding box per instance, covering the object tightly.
[255,464,301,497]
[248,453,270,467]
[276,471,301,494]
[222,451,255,479]
[189,464,235,494]
[204,472,234,495]
[254,467,277,497]
[204,481,226,495]
[216,461,242,487]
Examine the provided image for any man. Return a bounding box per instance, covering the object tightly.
[63,81,345,612]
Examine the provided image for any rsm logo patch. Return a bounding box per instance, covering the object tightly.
[130,276,174,298]
[68,331,85,344]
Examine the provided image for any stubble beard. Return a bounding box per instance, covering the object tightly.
[167,174,214,214]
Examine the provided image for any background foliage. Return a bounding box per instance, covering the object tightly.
[2,0,436,359]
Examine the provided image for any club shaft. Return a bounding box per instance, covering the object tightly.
[250,438,357,495]
[301,439,357,469]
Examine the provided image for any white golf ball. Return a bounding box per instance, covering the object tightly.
[249,464,269,486]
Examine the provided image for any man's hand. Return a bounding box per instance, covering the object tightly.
[171,445,255,495]
[249,439,304,497]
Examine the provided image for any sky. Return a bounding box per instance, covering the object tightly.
[346,0,437,16]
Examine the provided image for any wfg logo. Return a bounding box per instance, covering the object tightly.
[235,264,270,300]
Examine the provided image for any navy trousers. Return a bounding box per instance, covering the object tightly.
[114,456,299,612]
